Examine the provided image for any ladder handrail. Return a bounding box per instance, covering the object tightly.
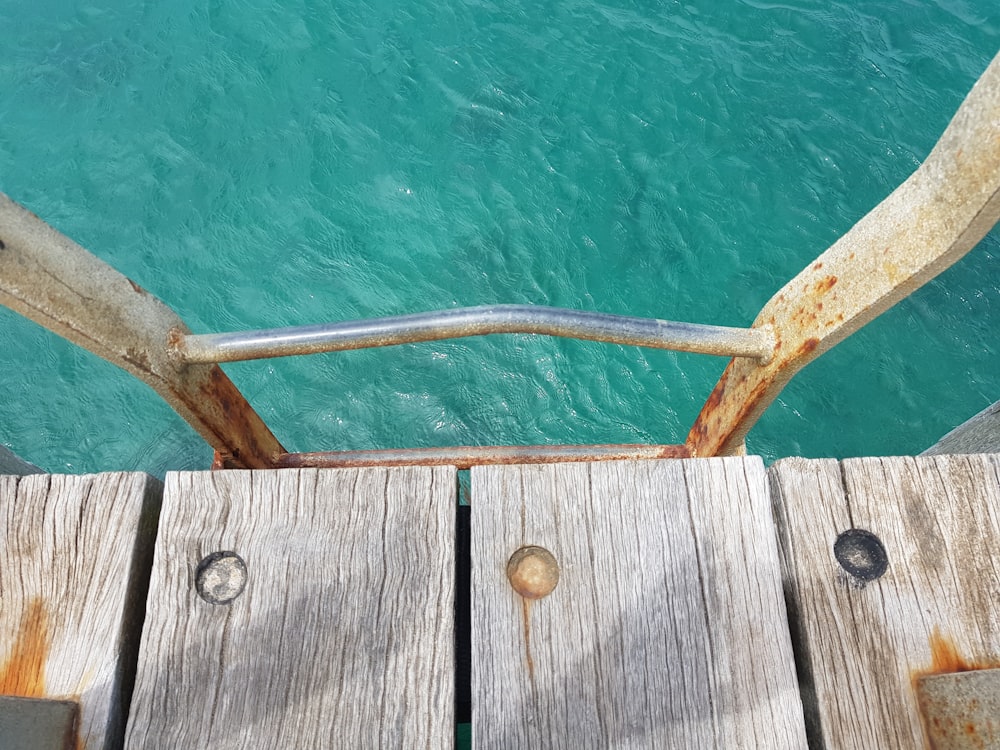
[1,51,997,467]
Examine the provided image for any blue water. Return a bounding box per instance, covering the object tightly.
[0,0,998,475]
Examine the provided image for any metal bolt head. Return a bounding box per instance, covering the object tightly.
[195,551,248,605]
[834,528,888,582]
[507,545,559,600]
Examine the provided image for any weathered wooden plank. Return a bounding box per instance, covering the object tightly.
[770,454,1000,748]
[923,399,1000,455]
[124,468,455,749]
[0,444,41,475]
[0,472,162,749]
[472,458,807,748]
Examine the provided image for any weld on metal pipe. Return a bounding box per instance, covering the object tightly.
[174,305,775,364]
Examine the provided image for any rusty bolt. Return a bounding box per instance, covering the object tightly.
[195,551,248,605]
[834,528,888,582]
[507,545,559,600]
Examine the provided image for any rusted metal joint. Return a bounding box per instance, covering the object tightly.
[687,51,1000,457]
[0,192,286,468]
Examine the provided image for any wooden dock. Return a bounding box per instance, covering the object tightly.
[2,455,999,748]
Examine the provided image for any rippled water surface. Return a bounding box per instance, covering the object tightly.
[1,0,998,474]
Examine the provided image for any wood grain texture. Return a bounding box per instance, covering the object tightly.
[124,468,455,750]
[472,458,807,749]
[0,472,162,749]
[770,454,1000,749]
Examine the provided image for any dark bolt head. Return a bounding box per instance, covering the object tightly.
[834,528,888,582]
[195,551,248,605]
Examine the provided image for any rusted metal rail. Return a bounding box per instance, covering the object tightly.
[0,194,285,469]
[688,49,1000,456]
[0,50,997,469]
[275,443,691,470]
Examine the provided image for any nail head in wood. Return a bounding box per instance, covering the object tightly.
[506,545,559,600]
[195,551,248,605]
[834,528,887,582]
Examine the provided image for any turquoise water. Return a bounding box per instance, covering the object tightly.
[0,1,998,475]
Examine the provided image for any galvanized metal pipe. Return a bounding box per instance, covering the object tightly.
[175,305,775,364]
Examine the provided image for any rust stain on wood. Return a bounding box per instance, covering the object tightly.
[521,599,535,685]
[0,599,50,696]
[914,627,1000,678]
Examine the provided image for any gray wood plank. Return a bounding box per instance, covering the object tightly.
[770,454,1000,748]
[472,458,807,749]
[923,399,1000,455]
[124,467,455,750]
[0,472,162,749]
[0,445,41,475]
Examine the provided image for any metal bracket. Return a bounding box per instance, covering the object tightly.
[0,696,79,750]
[916,668,1000,749]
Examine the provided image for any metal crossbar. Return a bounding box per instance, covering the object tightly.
[1,51,997,468]
[175,305,774,364]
